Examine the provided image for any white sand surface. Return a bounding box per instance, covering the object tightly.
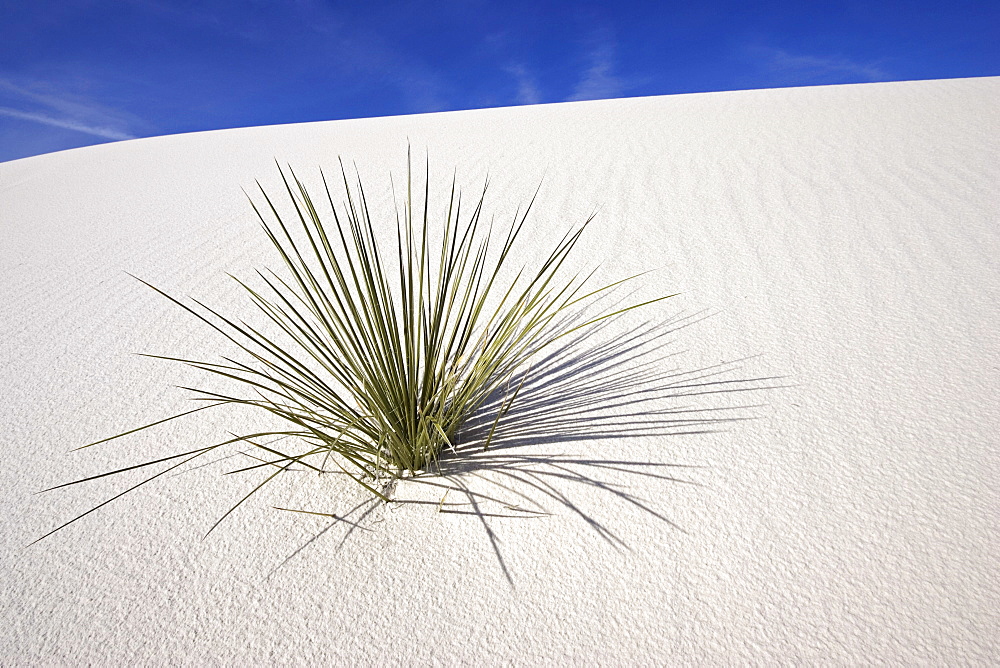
[2,76,998,664]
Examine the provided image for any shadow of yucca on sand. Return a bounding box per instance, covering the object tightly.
[271,311,784,585]
[31,148,683,548]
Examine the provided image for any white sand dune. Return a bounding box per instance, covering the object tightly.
[2,76,998,664]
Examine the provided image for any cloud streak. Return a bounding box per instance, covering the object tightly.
[568,38,627,102]
[505,64,542,105]
[0,76,139,142]
[0,106,136,140]
[752,46,889,84]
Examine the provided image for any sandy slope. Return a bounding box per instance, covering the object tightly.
[2,76,998,664]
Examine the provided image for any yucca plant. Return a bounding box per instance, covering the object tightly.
[34,150,672,543]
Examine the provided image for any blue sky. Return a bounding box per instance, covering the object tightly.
[1,0,997,163]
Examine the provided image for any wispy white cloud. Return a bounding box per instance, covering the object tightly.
[0,77,139,141]
[567,36,627,102]
[750,45,889,84]
[504,64,541,105]
[0,106,135,140]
